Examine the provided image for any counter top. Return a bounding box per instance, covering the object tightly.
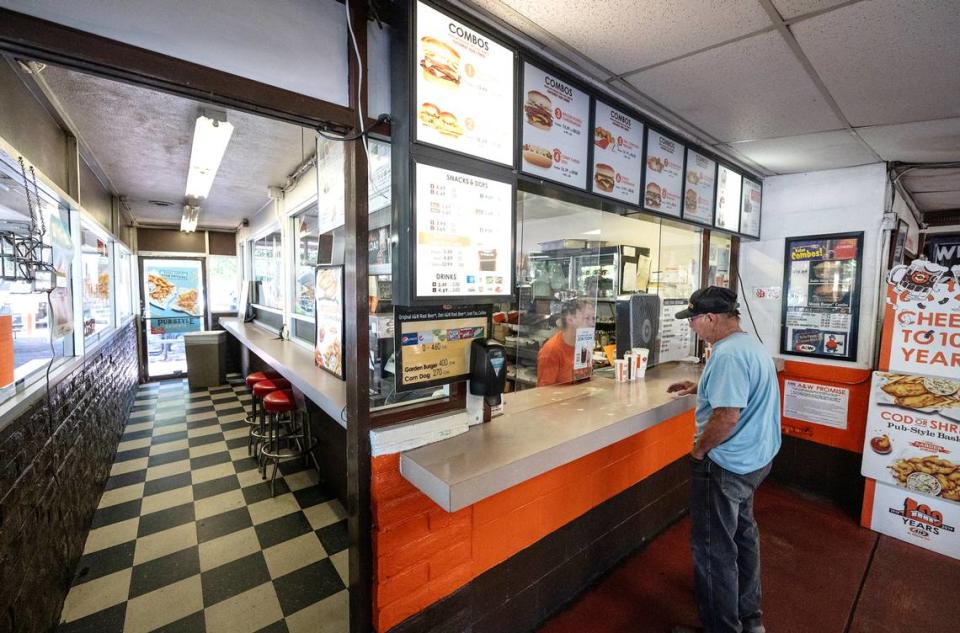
[220,318,347,428]
[400,362,702,512]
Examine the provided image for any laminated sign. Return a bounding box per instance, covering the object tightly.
[867,482,960,560]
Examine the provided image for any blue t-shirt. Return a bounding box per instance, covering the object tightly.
[695,332,781,474]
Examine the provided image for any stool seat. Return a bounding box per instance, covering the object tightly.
[252,378,290,398]
[246,370,281,388]
[263,389,295,413]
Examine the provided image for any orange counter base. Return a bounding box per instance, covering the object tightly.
[371,410,695,632]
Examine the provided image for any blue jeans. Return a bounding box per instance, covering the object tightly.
[689,455,771,633]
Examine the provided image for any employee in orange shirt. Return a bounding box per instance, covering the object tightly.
[537,299,595,387]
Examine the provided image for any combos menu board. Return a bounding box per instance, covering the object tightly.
[314,265,344,379]
[395,305,491,391]
[781,233,862,361]
[415,2,514,166]
[415,163,513,299]
[740,178,762,237]
[643,129,684,217]
[520,63,590,189]
[591,101,643,204]
[683,149,716,225]
[715,165,741,232]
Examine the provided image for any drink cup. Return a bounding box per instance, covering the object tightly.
[614,359,628,382]
[624,353,635,380]
[632,348,649,379]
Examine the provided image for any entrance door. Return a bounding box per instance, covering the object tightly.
[140,257,207,380]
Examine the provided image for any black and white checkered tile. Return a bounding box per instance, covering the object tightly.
[57,375,349,633]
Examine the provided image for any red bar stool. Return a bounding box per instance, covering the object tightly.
[261,389,316,497]
[244,370,282,425]
[248,377,291,456]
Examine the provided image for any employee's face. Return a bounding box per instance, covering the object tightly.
[567,304,595,330]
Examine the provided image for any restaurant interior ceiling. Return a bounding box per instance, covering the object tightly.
[11,60,312,230]
[459,0,960,227]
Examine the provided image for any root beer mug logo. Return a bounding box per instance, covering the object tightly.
[890,497,955,539]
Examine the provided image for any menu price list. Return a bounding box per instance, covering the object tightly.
[643,129,684,217]
[659,298,693,363]
[683,149,716,225]
[591,101,643,205]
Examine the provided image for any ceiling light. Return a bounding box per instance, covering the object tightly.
[185,109,233,200]
[180,204,200,233]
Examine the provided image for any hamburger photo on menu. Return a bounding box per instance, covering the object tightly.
[594,163,615,192]
[645,183,662,209]
[418,102,463,138]
[420,36,461,89]
[524,90,553,130]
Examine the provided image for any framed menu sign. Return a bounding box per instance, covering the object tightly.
[715,165,742,232]
[643,129,684,217]
[315,265,345,379]
[414,162,513,300]
[740,178,762,237]
[395,305,491,392]
[520,62,590,189]
[414,1,514,166]
[683,149,716,225]
[780,232,863,362]
[591,101,643,204]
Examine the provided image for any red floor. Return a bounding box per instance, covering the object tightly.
[539,482,960,633]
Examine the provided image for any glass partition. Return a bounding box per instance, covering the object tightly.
[252,231,282,309]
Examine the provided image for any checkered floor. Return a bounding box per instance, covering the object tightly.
[56,375,349,633]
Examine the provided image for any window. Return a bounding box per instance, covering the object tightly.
[292,206,319,317]
[81,222,114,339]
[708,233,732,288]
[252,231,282,309]
[208,255,239,313]
[115,246,132,319]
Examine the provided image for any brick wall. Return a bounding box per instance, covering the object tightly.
[0,322,139,633]
[371,410,695,632]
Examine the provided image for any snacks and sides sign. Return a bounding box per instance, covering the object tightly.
[740,178,762,237]
[643,129,684,217]
[867,483,959,560]
[783,380,849,430]
[394,305,491,391]
[714,165,741,232]
[591,101,643,205]
[520,63,590,189]
[780,233,862,362]
[682,149,716,225]
[414,163,513,299]
[414,1,514,166]
[144,260,204,335]
[314,265,344,379]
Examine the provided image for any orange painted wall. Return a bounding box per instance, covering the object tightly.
[370,410,696,632]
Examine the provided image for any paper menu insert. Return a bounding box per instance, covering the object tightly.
[520,63,590,189]
[643,129,684,217]
[683,149,716,225]
[415,1,515,166]
[591,101,643,205]
[715,165,742,232]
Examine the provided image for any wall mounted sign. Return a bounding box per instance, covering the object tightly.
[783,379,849,430]
[740,178,762,237]
[682,149,716,225]
[642,129,684,217]
[591,100,643,205]
[715,165,742,232]
[394,304,491,391]
[314,265,345,379]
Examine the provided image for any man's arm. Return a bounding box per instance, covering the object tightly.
[692,407,740,459]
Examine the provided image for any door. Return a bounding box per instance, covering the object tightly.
[140,257,207,380]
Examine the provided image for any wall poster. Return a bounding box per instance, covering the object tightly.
[682,149,716,225]
[394,305,491,392]
[780,232,863,361]
[714,165,742,232]
[314,265,344,379]
[643,129,684,217]
[591,100,643,205]
[144,260,205,335]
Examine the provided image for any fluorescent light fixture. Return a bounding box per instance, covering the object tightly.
[185,109,233,200]
[180,204,200,233]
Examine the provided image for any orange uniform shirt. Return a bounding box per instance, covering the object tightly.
[537,332,574,387]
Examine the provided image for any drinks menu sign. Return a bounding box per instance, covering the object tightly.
[415,1,514,166]
[740,178,762,237]
[683,149,716,225]
[715,165,741,232]
[415,163,513,299]
[591,100,643,205]
[520,63,590,189]
[643,129,684,217]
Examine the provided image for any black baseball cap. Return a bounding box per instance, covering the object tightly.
[675,286,739,319]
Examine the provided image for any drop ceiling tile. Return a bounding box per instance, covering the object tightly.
[771,0,850,20]
[792,0,960,126]
[911,191,960,212]
[626,31,843,142]
[727,129,878,174]
[468,0,772,75]
[901,168,960,194]
[856,117,960,163]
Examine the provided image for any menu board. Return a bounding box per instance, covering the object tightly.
[643,129,684,217]
[658,298,694,363]
[715,165,742,232]
[314,265,344,379]
[683,149,716,224]
[395,305,491,392]
[780,233,862,361]
[591,101,643,204]
[520,63,590,189]
[740,178,762,237]
[415,163,513,299]
[414,1,514,166]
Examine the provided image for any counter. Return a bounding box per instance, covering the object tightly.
[220,317,346,427]
[400,362,701,511]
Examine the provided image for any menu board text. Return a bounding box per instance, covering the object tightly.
[591,101,643,205]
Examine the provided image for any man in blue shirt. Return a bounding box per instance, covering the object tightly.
[668,286,781,633]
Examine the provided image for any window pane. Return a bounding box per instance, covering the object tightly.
[116,248,132,317]
[252,232,282,309]
[208,255,239,313]
[293,207,318,316]
[708,233,732,288]
[81,224,114,337]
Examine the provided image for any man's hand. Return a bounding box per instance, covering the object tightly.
[667,380,697,396]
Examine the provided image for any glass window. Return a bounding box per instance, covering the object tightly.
[115,247,132,319]
[293,206,319,317]
[252,231,282,309]
[208,255,239,313]
[81,223,114,339]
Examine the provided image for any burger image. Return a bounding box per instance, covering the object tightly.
[434,111,463,138]
[524,91,553,131]
[684,188,698,212]
[647,156,664,173]
[645,183,662,209]
[419,37,461,88]
[687,171,701,185]
[418,102,440,127]
[522,143,553,168]
[594,163,615,192]
[594,126,614,149]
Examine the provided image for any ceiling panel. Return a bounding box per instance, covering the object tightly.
[467,0,772,75]
[792,0,960,127]
[626,31,843,143]
[912,191,960,212]
[856,117,960,164]
[771,0,852,20]
[725,129,878,174]
[900,168,960,194]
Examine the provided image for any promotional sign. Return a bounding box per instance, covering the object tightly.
[573,326,595,381]
[394,305,491,392]
[682,149,716,225]
[591,101,643,205]
[783,380,849,430]
[414,1,514,165]
[714,165,741,232]
[868,482,960,560]
[780,233,862,361]
[520,63,590,189]
[642,129,684,217]
[144,260,204,334]
[414,162,513,299]
[314,265,344,379]
[49,285,74,339]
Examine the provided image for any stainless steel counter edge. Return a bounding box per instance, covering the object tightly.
[220,318,347,428]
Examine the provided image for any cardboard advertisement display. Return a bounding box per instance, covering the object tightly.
[867,481,959,560]
[314,265,344,379]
